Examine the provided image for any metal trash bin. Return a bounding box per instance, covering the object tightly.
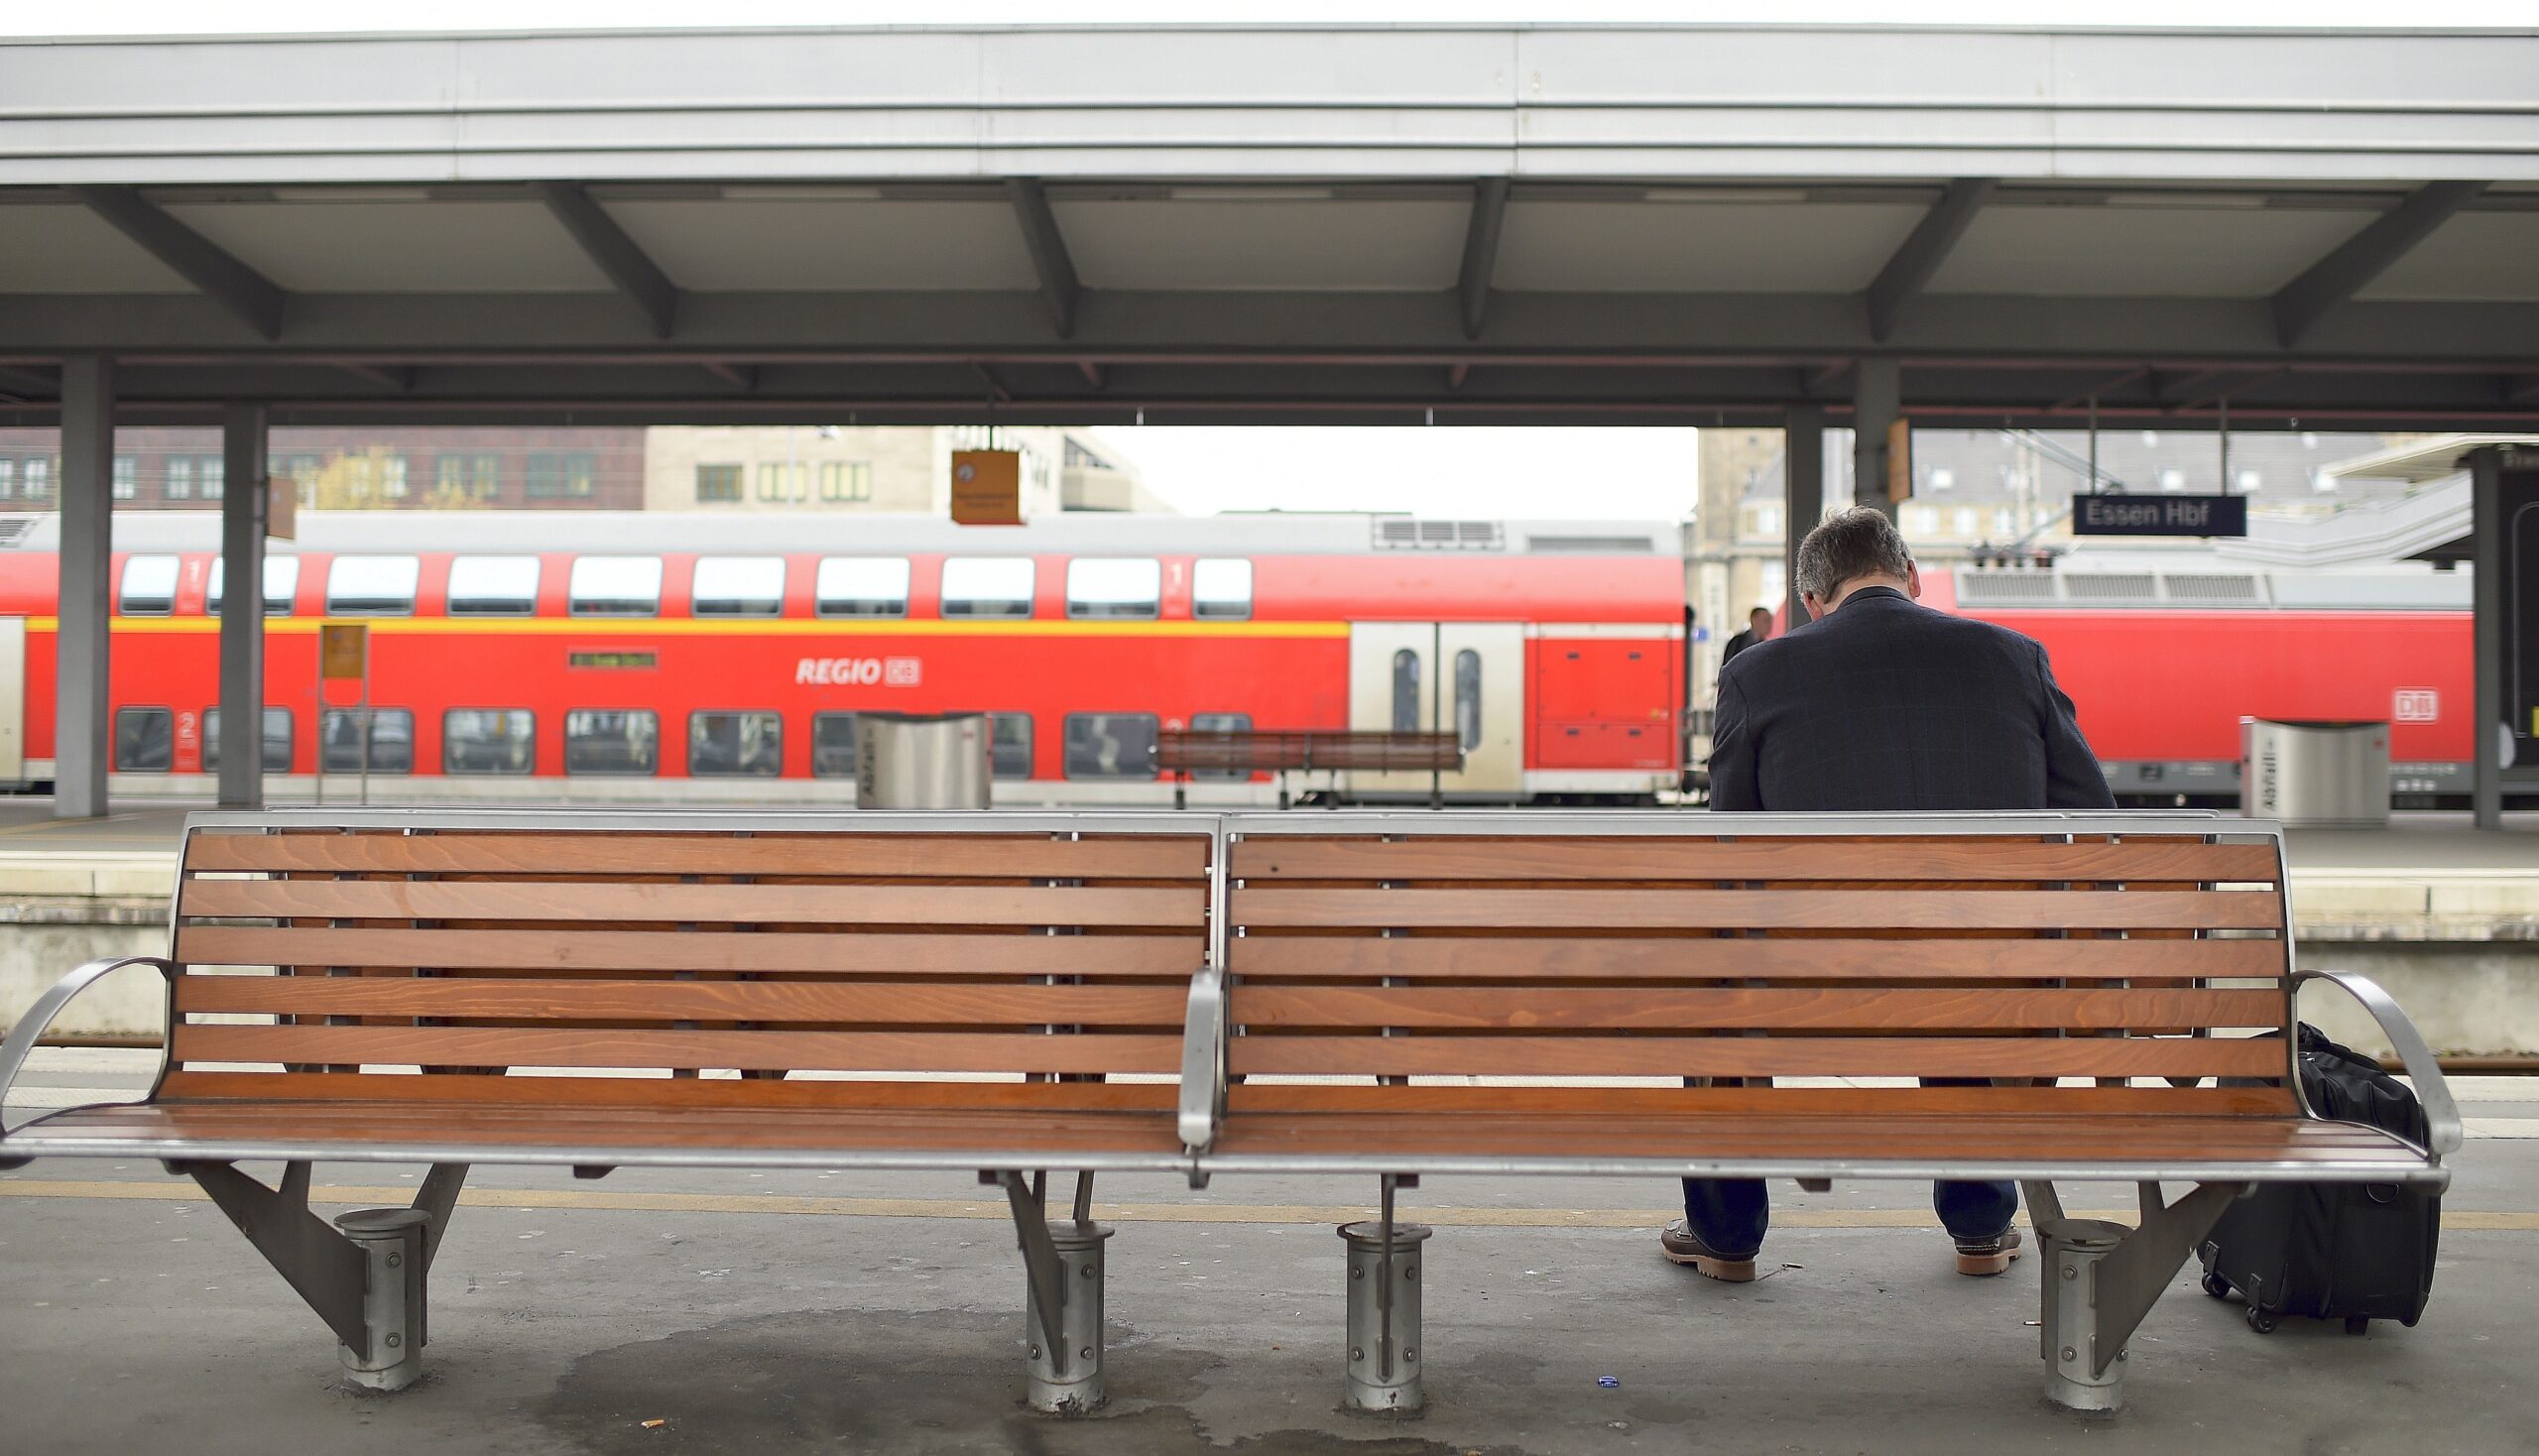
[854,711,993,809]
[2239,718,2389,828]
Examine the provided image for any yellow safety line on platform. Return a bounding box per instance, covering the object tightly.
[21,616,1353,640]
[4,1180,2531,1231]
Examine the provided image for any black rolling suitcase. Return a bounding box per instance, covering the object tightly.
[2198,1024,2441,1335]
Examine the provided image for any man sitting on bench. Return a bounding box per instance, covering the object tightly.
[1666,507,2117,1281]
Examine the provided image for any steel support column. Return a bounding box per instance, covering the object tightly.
[1783,408,1824,629]
[218,404,268,809]
[2470,448,2505,829]
[1851,356,1899,517]
[53,357,113,819]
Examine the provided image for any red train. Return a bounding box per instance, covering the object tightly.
[0,511,2477,806]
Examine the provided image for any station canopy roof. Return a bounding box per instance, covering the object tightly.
[2,24,2536,429]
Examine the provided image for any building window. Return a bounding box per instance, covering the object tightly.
[527,451,595,499]
[2312,469,2338,493]
[382,454,409,500]
[24,457,49,499]
[815,557,910,618]
[689,710,782,777]
[1904,506,1938,535]
[320,708,415,774]
[207,555,301,617]
[567,556,663,617]
[564,709,660,776]
[2139,431,2160,448]
[203,707,294,774]
[446,555,541,616]
[113,707,173,773]
[199,455,223,500]
[1063,712,1157,781]
[436,453,500,501]
[818,460,873,502]
[755,462,798,503]
[1927,467,1954,491]
[278,454,322,505]
[0,459,14,499]
[690,556,785,617]
[1065,558,1161,620]
[324,555,421,616]
[443,709,535,775]
[2159,469,2186,493]
[940,557,1034,618]
[991,713,1032,780]
[811,712,859,778]
[1952,508,1978,536]
[166,457,193,500]
[2237,469,2262,494]
[118,554,181,615]
[1192,558,1253,620]
[1189,712,1253,781]
[111,454,138,500]
[1754,505,1781,536]
[1993,508,2016,536]
[695,464,742,504]
[1390,650,1422,733]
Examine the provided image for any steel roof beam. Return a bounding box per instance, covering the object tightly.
[1007,181,1081,341]
[701,361,756,391]
[2270,182,2486,348]
[1865,179,1994,343]
[70,184,286,341]
[530,181,679,341]
[1457,178,1510,341]
[2158,366,2288,410]
[0,364,55,401]
[2505,374,2539,406]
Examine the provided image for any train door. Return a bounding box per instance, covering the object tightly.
[0,618,21,785]
[1347,622,1523,797]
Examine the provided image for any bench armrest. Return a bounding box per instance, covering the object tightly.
[1179,965,1226,1153]
[2292,968,2461,1159]
[0,956,175,1140]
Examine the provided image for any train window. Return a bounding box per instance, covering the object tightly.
[446,555,541,616]
[324,555,421,616]
[202,707,294,773]
[810,712,859,778]
[206,555,301,617]
[1192,558,1253,620]
[991,713,1032,780]
[564,709,660,776]
[1390,650,1421,733]
[814,557,909,618]
[1190,711,1253,781]
[690,710,783,777]
[443,709,535,775]
[1453,649,1482,753]
[1062,713,1159,781]
[319,708,415,774]
[567,556,663,617]
[113,708,172,773]
[118,555,180,616]
[940,557,1034,619]
[690,556,785,618]
[1065,558,1161,620]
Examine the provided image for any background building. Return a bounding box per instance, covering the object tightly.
[641,425,1157,515]
[0,425,646,512]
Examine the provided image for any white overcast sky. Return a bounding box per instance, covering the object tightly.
[20,5,2509,517]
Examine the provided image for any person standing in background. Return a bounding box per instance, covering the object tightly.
[1720,605,1773,668]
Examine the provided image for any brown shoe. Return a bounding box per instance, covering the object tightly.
[1661,1220,1758,1282]
[1954,1227,2024,1276]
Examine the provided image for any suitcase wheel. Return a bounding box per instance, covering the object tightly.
[2245,1306,2280,1335]
[2201,1272,2235,1301]
[2345,1316,2370,1336]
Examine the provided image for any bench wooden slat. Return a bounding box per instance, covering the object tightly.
[1226,1083,2299,1116]
[174,1024,1182,1075]
[1234,837,2279,884]
[1233,887,2281,930]
[1227,986,2281,1031]
[177,976,1191,1025]
[181,878,1205,928]
[1226,935,2286,980]
[160,1069,1180,1112]
[186,831,1209,881]
[1227,1033,2284,1080]
[178,926,1202,977]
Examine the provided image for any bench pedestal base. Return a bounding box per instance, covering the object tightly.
[1338,1220,1431,1413]
[1023,1221,1115,1414]
[334,1208,432,1393]
[2036,1218,2129,1413]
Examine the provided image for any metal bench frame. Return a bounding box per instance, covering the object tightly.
[1,808,2457,1416]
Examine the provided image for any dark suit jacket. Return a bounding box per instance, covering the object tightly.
[1707,586,2115,812]
[1720,626,1763,667]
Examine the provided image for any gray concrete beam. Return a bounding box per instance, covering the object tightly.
[1783,408,1823,632]
[1865,178,1993,343]
[1851,356,1899,516]
[68,186,286,341]
[2271,181,2487,348]
[2469,448,2506,831]
[217,404,267,811]
[1005,181,1080,341]
[528,182,678,341]
[52,358,112,820]
[1457,178,1510,341]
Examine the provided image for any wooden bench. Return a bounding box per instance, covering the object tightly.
[0,809,1220,1411]
[1155,729,1463,807]
[1187,810,2457,1413]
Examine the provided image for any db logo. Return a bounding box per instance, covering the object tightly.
[795,657,922,687]
[2393,689,2439,723]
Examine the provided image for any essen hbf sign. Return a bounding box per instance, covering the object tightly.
[2072,493,2248,538]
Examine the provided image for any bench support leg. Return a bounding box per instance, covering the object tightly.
[996,1170,1114,1414]
[1338,1176,1432,1413]
[183,1159,470,1393]
[2021,1179,2243,1413]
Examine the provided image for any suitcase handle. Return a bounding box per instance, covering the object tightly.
[2291,970,2461,1160]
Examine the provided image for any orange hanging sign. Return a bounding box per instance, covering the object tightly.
[950,449,1024,526]
[319,622,368,680]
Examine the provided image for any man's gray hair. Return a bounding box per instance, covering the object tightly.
[1793,507,1914,602]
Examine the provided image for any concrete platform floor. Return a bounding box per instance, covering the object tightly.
[6,1053,2537,1455]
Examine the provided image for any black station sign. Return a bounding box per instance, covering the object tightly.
[2071,492,2248,538]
